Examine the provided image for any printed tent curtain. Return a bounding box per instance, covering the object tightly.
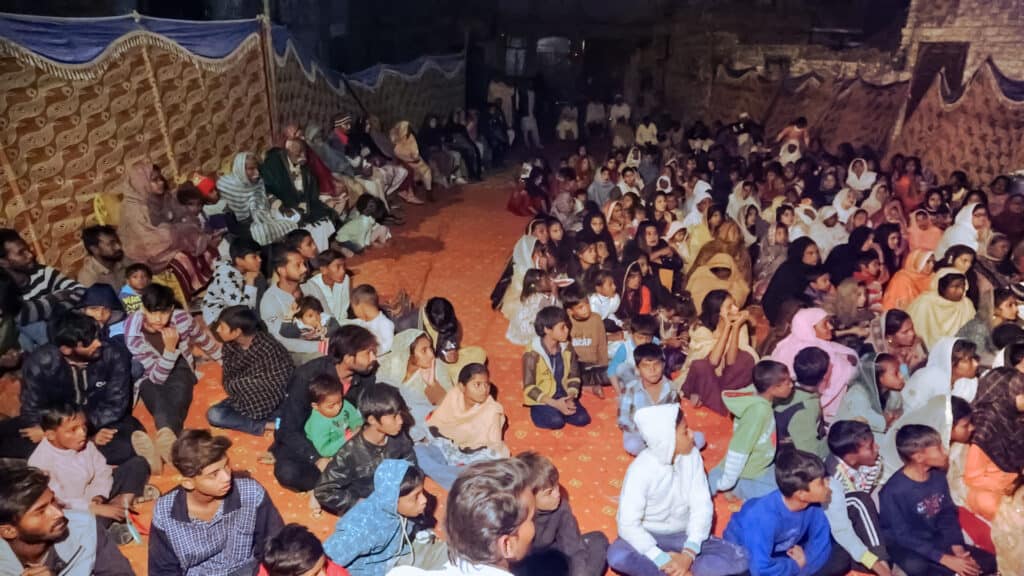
[0,12,465,274]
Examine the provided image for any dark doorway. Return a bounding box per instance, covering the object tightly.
[907,42,968,116]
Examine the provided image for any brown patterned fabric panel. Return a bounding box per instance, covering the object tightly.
[764,76,837,140]
[815,79,909,155]
[890,64,1024,184]
[0,47,169,271]
[707,68,778,126]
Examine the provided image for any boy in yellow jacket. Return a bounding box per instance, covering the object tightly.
[523,306,591,429]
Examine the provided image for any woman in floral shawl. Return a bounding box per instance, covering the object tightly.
[217,152,298,245]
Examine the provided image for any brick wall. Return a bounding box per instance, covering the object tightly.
[900,0,1024,80]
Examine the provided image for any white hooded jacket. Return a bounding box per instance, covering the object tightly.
[616,404,712,564]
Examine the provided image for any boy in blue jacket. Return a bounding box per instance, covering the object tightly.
[324,460,447,576]
[724,448,834,576]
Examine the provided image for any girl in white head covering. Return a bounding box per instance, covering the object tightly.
[845,157,877,193]
[935,202,989,259]
[832,188,858,225]
[809,205,848,259]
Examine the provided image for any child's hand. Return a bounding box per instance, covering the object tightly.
[93,428,117,446]
[19,425,44,443]
[662,552,694,576]
[940,552,981,576]
[786,545,806,569]
[884,410,901,429]
[287,302,299,319]
[871,560,893,576]
[160,327,180,351]
[315,457,330,472]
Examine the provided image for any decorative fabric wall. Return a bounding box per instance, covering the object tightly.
[706,66,778,126]
[0,14,464,273]
[890,61,1024,184]
[271,26,465,137]
[814,78,909,155]
[762,73,836,140]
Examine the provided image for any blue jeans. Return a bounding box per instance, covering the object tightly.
[607,533,748,576]
[413,444,459,490]
[708,463,777,501]
[530,401,591,429]
[206,400,275,436]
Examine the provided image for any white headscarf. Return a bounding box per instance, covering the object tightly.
[684,180,713,216]
[832,188,858,224]
[511,235,538,276]
[845,157,878,193]
[789,204,818,242]
[726,181,759,223]
[809,206,848,259]
[683,186,712,227]
[935,202,982,259]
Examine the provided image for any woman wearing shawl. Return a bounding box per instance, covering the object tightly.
[907,209,942,252]
[762,237,821,323]
[824,225,874,286]
[831,188,859,225]
[903,337,978,414]
[788,204,818,242]
[809,206,848,260]
[871,197,907,232]
[677,289,757,415]
[587,166,617,208]
[686,252,750,312]
[418,297,488,383]
[217,152,299,245]
[617,260,653,323]
[576,211,618,264]
[974,233,1014,307]
[874,223,904,279]
[752,222,788,302]
[770,307,858,422]
[836,353,905,442]
[991,192,1024,245]
[964,368,1024,520]
[861,181,888,218]
[603,200,629,256]
[726,180,759,223]
[906,268,976,349]
[120,160,220,302]
[882,249,934,311]
[662,220,691,270]
[935,202,989,259]
[867,309,928,374]
[682,185,714,256]
[824,278,874,352]
[845,157,877,195]
[378,329,454,443]
[689,219,753,284]
[495,235,544,321]
[622,221,684,292]
[389,120,432,202]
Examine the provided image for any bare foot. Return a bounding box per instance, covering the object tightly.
[689,393,703,408]
[256,451,276,465]
[591,385,606,399]
[308,492,323,518]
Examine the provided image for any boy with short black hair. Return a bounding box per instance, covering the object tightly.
[563,285,609,398]
[120,262,151,313]
[803,266,832,308]
[607,314,658,393]
[201,236,265,325]
[325,461,447,575]
[710,360,792,500]
[305,373,363,459]
[515,452,609,576]
[618,343,679,455]
[724,448,834,576]
[880,424,997,576]
[774,346,829,459]
[523,306,590,430]
[852,252,883,313]
[587,269,622,331]
[386,458,537,576]
[27,404,150,544]
[302,248,351,320]
[347,284,395,355]
[821,420,892,576]
[149,429,284,575]
[608,404,748,576]
[261,523,350,576]
[315,383,416,516]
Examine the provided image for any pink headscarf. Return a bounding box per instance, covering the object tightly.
[770,307,858,422]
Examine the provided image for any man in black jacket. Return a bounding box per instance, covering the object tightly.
[0,311,144,465]
[271,324,379,492]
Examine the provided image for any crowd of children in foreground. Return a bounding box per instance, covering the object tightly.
[2,99,1024,576]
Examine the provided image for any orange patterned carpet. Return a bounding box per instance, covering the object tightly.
[120,174,746,573]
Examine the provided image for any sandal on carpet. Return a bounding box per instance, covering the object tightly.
[256,451,276,465]
[131,431,161,476]
[133,484,161,505]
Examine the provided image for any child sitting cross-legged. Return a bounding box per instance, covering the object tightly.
[305,373,364,517]
[724,448,836,576]
[424,362,510,467]
[523,306,591,430]
[259,523,351,576]
[28,403,152,545]
[618,343,679,456]
[710,360,792,501]
[607,314,658,393]
[879,424,998,576]
[607,404,749,576]
[820,420,893,576]
[346,284,396,355]
[563,284,610,399]
[514,452,610,576]
[315,383,416,517]
[325,461,448,576]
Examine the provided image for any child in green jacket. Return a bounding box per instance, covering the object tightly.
[305,373,364,458]
[774,346,829,460]
[710,360,792,500]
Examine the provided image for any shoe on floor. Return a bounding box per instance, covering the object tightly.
[155,428,177,465]
[107,522,136,546]
[131,431,161,475]
[399,191,425,205]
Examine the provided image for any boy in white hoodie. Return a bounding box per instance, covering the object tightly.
[606,404,749,576]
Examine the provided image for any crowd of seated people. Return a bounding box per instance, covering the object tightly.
[0,94,1023,576]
